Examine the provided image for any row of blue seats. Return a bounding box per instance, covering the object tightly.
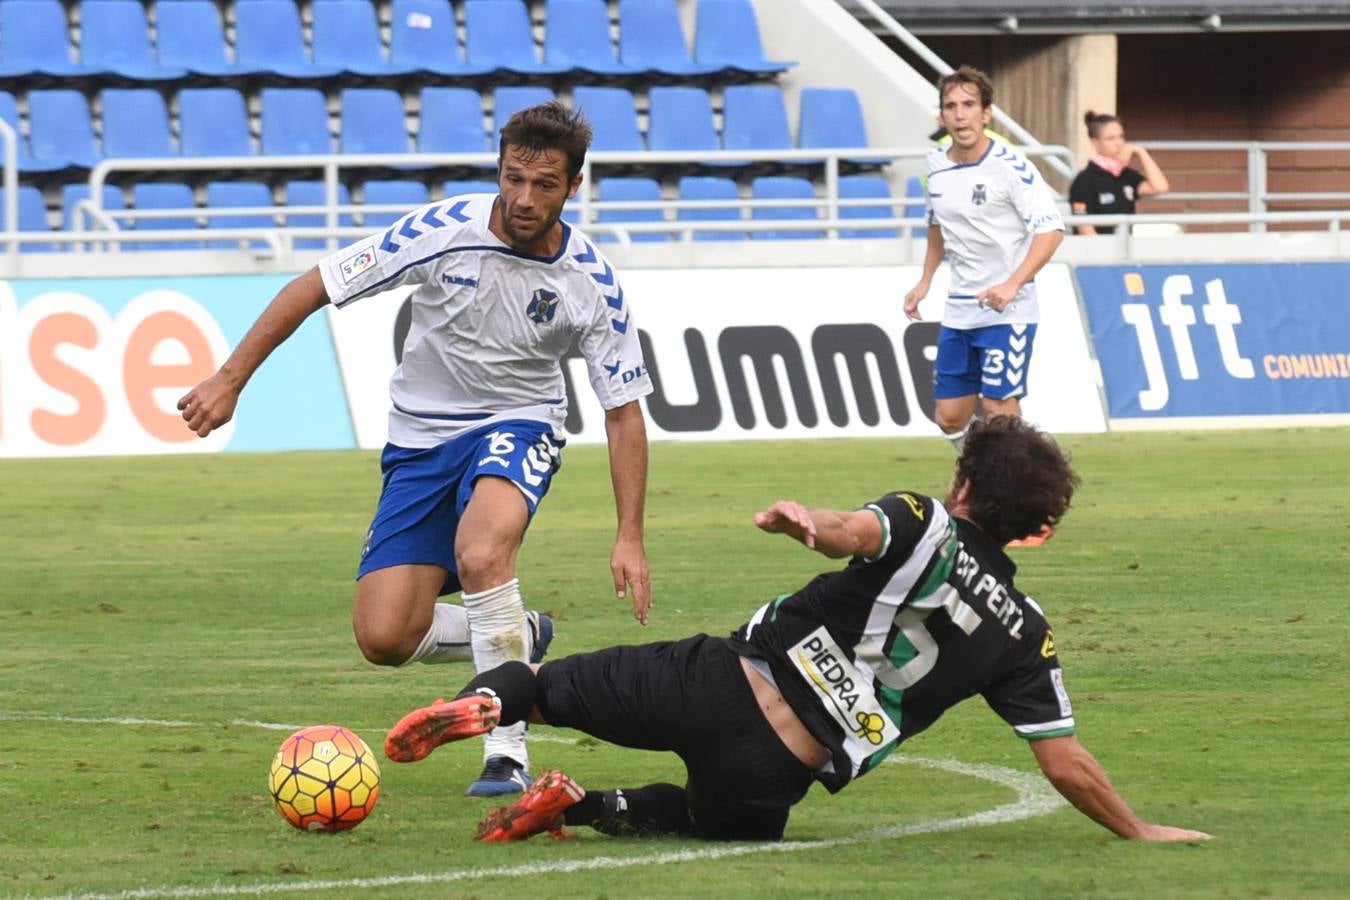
[0,0,791,82]
[3,85,877,173]
[3,175,921,250]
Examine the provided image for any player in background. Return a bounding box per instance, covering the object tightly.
[178,102,654,797]
[386,417,1212,847]
[904,66,1065,457]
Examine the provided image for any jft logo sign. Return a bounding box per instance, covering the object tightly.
[1117,272,1253,411]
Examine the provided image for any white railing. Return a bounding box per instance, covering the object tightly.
[0,118,18,258]
[845,0,1079,183]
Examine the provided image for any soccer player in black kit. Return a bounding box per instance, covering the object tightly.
[386,416,1211,845]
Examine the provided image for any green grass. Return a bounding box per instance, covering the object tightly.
[1,429,1348,898]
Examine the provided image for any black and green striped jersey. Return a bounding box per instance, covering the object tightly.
[729,491,1075,793]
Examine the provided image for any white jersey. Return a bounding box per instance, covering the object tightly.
[924,141,1064,329]
[318,193,652,448]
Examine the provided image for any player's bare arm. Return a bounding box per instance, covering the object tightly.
[903,224,945,320]
[177,267,330,437]
[604,400,652,624]
[977,229,1064,312]
[1126,143,1170,196]
[1030,734,1213,842]
[755,501,883,559]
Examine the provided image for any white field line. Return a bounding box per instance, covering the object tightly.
[5,713,1066,900]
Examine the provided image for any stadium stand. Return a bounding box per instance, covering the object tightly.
[0,0,92,81]
[361,180,431,228]
[721,85,795,167]
[234,0,342,80]
[313,0,418,78]
[390,0,479,77]
[205,182,277,250]
[543,0,635,77]
[676,175,745,241]
[339,89,413,157]
[130,182,201,250]
[838,175,899,239]
[750,176,824,240]
[260,88,335,156]
[284,180,354,249]
[465,0,566,76]
[28,89,101,170]
[155,1,247,78]
[646,86,721,156]
[572,87,645,153]
[595,177,669,243]
[179,88,255,158]
[82,0,189,82]
[798,87,886,166]
[492,86,557,141]
[0,91,66,173]
[100,89,177,160]
[693,0,796,78]
[0,185,53,251]
[616,0,720,77]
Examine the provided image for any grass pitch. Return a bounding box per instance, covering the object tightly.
[1,429,1347,898]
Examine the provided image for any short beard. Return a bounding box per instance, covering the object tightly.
[499,204,560,250]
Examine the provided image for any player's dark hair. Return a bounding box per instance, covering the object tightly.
[938,65,994,109]
[955,416,1080,545]
[1084,110,1121,139]
[499,100,594,181]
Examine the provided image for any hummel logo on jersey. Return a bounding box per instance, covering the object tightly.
[526,288,560,324]
[971,184,988,205]
[441,273,478,288]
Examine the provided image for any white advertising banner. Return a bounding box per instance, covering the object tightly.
[327,263,1107,448]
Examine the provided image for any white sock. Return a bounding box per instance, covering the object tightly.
[401,603,473,666]
[462,578,531,768]
[947,424,970,455]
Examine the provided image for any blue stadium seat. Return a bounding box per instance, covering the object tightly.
[646,86,719,155]
[0,0,93,80]
[595,177,668,243]
[362,180,431,228]
[100,89,177,159]
[61,184,125,236]
[0,91,67,173]
[82,0,190,81]
[260,88,335,156]
[751,176,822,240]
[179,88,254,157]
[798,88,885,165]
[572,87,644,153]
[0,186,53,252]
[443,180,497,198]
[418,87,493,168]
[340,88,411,156]
[617,0,718,76]
[492,87,556,143]
[284,180,354,249]
[465,0,565,75]
[544,0,633,76]
[391,0,484,76]
[314,0,416,76]
[722,85,792,163]
[693,0,794,76]
[205,181,276,250]
[130,183,201,250]
[156,1,250,78]
[28,89,101,169]
[676,175,743,241]
[235,0,342,79]
[905,175,926,219]
[838,175,898,238]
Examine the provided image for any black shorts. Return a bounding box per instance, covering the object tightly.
[536,634,814,840]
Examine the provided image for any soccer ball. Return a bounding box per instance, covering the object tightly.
[267,725,381,832]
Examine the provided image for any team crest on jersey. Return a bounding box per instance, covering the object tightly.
[789,627,901,749]
[526,288,560,324]
[971,184,988,205]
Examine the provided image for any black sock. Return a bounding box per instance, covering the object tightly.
[454,661,537,726]
[563,784,696,837]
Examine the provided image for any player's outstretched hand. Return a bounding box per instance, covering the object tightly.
[611,536,652,626]
[177,371,241,438]
[755,500,817,549]
[1137,824,1214,843]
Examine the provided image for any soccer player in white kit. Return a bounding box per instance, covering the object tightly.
[178,102,655,796]
[904,65,1065,456]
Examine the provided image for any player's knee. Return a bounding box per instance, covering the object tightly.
[455,541,509,588]
[353,619,417,667]
[935,409,971,433]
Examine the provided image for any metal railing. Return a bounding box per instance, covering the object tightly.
[847,0,1079,183]
[0,119,18,257]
